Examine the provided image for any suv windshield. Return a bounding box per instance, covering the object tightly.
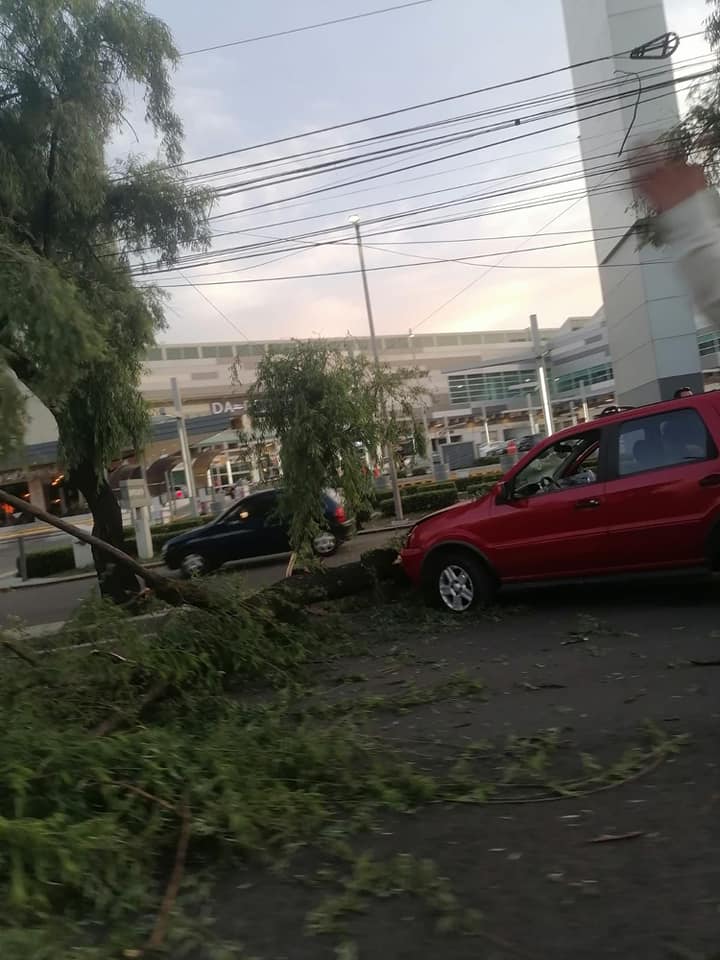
[512,431,601,499]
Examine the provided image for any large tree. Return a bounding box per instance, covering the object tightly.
[0,0,212,601]
[247,341,428,556]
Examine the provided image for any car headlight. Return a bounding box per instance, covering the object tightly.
[161,542,169,558]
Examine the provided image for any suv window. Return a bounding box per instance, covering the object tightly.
[617,409,713,477]
[512,430,602,499]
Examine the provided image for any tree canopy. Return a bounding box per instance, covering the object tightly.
[247,341,428,554]
[0,0,212,597]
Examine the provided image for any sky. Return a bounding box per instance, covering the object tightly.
[112,0,714,343]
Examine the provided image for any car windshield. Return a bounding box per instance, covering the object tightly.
[512,431,601,498]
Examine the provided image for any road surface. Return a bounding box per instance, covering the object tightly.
[0,530,397,628]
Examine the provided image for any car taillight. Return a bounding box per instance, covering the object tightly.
[334,505,347,523]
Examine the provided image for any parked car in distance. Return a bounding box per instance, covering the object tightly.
[401,392,720,612]
[516,433,543,453]
[163,488,353,577]
[477,440,507,458]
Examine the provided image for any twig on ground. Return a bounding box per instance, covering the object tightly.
[145,800,191,951]
[114,782,180,814]
[94,678,169,737]
[587,830,645,844]
[1,634,40,667]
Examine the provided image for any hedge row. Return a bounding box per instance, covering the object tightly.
[149,516,207,536]
[379,486,459,517]
[453,472,502,493]
[19,547,77,579]
[376,480,457,503]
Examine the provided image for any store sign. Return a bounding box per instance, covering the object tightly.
[210,401,245,416]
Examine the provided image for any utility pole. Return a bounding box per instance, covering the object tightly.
[350,216,404,521]
[170,377,198,517]
[530,314,555,436]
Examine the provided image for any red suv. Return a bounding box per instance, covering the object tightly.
[401,393,720,612]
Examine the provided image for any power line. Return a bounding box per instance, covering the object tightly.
[202,71,706,202]
[154,252,669,289]
[181,0,435,57]
[176,270,249,341]
[184,53,712,190]
[163,30,706,173]
[206,73,709,220]
[129,147,665,277]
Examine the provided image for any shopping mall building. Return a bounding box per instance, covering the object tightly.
[3,316,720,514]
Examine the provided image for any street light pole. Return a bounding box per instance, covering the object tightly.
[530,314,555,436]
[350,216,404,522]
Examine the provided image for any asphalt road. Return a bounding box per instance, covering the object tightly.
[0,529,398,628]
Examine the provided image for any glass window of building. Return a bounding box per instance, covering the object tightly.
[448,368,536,404]
[146,348,163,361]
[436,334,460,346]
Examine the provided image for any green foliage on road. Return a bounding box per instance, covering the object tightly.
[0,584,687,957]
[0,0,212,599]
[247,341,428,555]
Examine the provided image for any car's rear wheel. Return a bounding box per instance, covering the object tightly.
[180,552,208,578]
[312,531,338,557]
[425,549,493,613]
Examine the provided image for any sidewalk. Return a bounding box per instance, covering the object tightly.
[0,514,94,544]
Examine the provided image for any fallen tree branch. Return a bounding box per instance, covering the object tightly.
[1,633,41,667]
[145,801,191,951]
[94,678,169,738]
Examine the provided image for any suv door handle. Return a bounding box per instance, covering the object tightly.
[575,497,600,510]
[699,474,720,487]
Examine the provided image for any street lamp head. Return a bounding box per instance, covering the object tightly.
[348,214,360,224]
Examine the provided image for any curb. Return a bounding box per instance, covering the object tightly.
[357,523,412,536]
[0,559,165,592]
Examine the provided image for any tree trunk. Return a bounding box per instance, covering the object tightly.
[70,459,141,604]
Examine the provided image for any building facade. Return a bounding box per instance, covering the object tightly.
[0,327,537,511]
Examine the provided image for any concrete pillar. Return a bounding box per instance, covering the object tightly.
[27,476,46,512]
[562,0,703,405]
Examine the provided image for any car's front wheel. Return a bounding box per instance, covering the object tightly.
[180,552,208,578]
[425,549,493,613]
[312,531,338,557]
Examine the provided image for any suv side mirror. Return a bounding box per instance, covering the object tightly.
[495,481,511,505]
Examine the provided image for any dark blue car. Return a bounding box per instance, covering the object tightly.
[162,488,353,577]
